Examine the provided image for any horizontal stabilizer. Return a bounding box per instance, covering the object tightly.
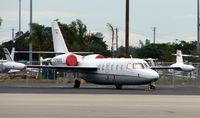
[15,51,93,55]
[151,66,181,70]
[172,54,199,57]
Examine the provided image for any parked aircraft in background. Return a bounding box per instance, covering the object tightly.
[1,48,26,73]
[170,50,195,72]
[27,21,160,90]
[150,50,195,72]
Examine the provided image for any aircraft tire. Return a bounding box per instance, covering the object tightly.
[115,85,122,89]
[150,85,155,90]
[74,80,80,88]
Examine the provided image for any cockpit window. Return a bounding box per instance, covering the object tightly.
[143,63,150,69]
[127,63,148,69]
[127,63,133,69]
[133,63,144,69]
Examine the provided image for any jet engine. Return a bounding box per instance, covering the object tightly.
[52,54,78,66]
[65,54,78,66]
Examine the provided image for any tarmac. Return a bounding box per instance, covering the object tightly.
[0,82,200,118]
[0,82,200,95]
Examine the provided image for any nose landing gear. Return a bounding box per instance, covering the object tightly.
[149,84,156,90]
[115,85,122,89]
[146,82,156,91]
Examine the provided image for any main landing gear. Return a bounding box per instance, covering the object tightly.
[74,80,80,88]
[115,85,122,89]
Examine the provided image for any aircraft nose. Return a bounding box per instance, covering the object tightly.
[18,63,26,70]
[192,66,195,71]
[148,69,159,80]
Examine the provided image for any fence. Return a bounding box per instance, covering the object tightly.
[154,62,200,86]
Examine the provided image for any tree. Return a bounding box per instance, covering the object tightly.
[145,39,150,45]
[86,32,110,57]
[59,19,88,51]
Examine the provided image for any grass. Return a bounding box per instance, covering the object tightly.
[0,77,87,84]
[156,78,200,86]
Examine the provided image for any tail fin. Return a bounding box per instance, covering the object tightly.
[51,21,69,53]
[11,47,15,61]
[3,48,13,62]
[176,50,183,64]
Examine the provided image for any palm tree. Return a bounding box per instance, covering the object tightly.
[31,23,45,51]
[60,19,87,51]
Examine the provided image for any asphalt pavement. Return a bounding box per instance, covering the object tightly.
[0,82,200,95]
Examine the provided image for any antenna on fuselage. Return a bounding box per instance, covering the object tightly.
[129,55,133,59]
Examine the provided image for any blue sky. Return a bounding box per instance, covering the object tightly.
[0,0,198,48]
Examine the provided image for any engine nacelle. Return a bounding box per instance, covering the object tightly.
[84,54,105,60]
[52,54,78,66]
[66,54,78,66]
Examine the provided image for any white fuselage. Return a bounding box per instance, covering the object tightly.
[170,63,195,72]
[79,58,159,85]
[52,55,159,85]
[2,61,26,72]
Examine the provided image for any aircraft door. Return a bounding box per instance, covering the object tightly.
[105,63,115,84]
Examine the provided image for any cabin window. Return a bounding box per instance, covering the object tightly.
[133,63,144,69]
[111,64,114,70]
[120,65,123,70]
[106,64,109,70]
[143,63,150,69]
[116,65,119,70]
[102,64,105,70]
[127,63,133,69]
[98,64,101,70]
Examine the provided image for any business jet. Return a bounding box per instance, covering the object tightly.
[27,21,159,90]
[151,50,195,72]
[170,50,195,72]
[2,48,26,73]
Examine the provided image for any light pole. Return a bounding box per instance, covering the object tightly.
[197,0,200,51]
[19,0,21,33]
[125,0,129,57]
[153,27,156,44]
[29,0,32,65]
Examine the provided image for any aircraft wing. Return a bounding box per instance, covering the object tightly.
[151,66,181,70]
[15,51,93,55]
[27,65,98,71]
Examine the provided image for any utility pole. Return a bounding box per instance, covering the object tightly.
[11,28,15,41]
[107,23,115,57]
[19,0,21,33]
[115,27,119,52]
[125,0,130,57]
[197,0,200,51]
[29,0,33,65]
[153,27,156,44]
